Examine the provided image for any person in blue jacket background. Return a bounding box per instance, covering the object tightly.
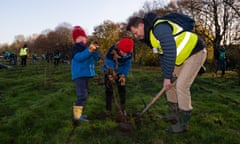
[71,26,100,124]
[102,38,134,115]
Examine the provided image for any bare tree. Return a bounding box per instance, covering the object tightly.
[54,25,72,54]
[14,35,25,43]
[175,0,240,57]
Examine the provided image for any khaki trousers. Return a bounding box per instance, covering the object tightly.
[166,48,207,111]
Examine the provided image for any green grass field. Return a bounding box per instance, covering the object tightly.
[0,61,239,144]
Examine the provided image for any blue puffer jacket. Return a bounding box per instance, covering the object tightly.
[71,43,100,80]
[102,45,132,76]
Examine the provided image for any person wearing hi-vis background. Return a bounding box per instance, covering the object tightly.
[71,26,100,125]
[19,44,28,67]
[126,12,207,133]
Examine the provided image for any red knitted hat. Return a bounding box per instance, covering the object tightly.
[117,38,134,53]
[72,26,87,42]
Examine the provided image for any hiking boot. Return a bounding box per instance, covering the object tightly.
[166,110,192,133]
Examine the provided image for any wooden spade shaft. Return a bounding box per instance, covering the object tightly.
[139,88,165,116]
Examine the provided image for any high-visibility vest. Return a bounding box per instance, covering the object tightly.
[149,19,198,65]
[20,47,28,56]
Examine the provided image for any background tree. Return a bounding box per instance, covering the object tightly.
[130,0,240,69]
[176,0,240,57]
[54,24,72,55]
[34,23,72,57]
[93,20,120,54]
[34,34,50,54]
[1,0,239,72]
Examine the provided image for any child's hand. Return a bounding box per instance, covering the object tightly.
[89,44,97,53]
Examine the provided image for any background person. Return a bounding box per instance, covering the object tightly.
[19,44,28,67]
[53,50,61,66]
[214,45,227,77]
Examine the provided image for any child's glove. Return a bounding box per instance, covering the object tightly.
[118,74,126,86]
[111,50,121,62]
[106,68,116,84]
[108,74,115,84]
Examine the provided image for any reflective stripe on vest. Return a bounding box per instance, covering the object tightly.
[20,48,28,56]
[149,19,198,65]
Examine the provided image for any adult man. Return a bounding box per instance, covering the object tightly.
[127,12,207,133]
[19,44,28,67]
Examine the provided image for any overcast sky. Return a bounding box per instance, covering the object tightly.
[0,0,169,44]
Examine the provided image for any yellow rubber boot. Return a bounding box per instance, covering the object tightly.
[73,106,89,125]
[73,106,83,120]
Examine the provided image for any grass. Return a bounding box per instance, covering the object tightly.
[0,60,239,144]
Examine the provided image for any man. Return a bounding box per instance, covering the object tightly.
[9,51,17,65]
[102,38,134,115]
[214,45,227,77]
[127,12,207,133]
[53,50,61,66]
[19,44,28,67]
[32,53,37,64]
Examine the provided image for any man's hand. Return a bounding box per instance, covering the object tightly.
[163,78,172,90]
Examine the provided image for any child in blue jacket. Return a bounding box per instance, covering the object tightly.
[71,26,100,124]
[102,38,134,115]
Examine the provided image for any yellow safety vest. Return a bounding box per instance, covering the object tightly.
[20,47,28,56]
[149,19,198,65]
